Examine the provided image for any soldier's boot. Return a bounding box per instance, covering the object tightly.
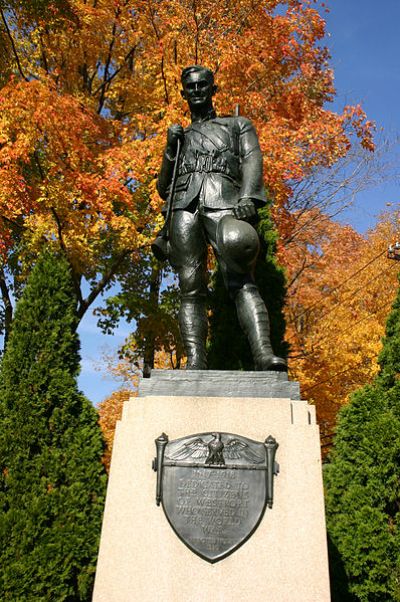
[179,297,208,370]
[234,284,287,372]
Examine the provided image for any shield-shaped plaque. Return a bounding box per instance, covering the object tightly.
[153,432,278,563]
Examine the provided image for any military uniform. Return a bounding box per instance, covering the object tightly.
[157,112,285,371]
[158,114,266,211]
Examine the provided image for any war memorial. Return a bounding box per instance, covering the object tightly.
[93,66,331,601]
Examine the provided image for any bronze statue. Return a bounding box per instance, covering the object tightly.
[154,65,286,372]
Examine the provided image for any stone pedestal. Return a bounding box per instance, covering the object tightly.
[93,371,331,602]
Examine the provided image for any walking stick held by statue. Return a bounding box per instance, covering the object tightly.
[151,137,182,262]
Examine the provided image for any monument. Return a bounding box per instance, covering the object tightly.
[152,64,286,372]
[93,67,331,601]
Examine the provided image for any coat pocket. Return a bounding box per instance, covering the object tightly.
[174,174,191,192]
[165,173,191,198]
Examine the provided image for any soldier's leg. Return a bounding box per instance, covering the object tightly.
[203,210,286,371]
[233,284,287,371]
[169,209,208,370]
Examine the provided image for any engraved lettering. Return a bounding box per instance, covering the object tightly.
[173,469,252,545]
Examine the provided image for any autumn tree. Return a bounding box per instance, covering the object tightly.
[286,211,399,439]
[94,255,184,374]
[0,251,106,600]
[325,267,400,601]
[0,0,374,365]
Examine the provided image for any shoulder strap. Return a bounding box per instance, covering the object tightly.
[189,122,230,153]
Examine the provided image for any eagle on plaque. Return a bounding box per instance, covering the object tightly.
[165,432,265,466]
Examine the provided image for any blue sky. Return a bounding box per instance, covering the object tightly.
[324,0,400,229]
[77,0,400,405]
[77,305,131,406]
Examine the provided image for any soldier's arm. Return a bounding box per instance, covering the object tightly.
[156,152,175,201]
[237,117,267,206]
[156,125,184,201]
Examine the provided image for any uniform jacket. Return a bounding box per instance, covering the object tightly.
[157,115,267,211]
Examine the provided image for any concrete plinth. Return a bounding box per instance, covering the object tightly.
[93,371,330,602]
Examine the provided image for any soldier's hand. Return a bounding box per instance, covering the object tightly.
[234,198,257,222]
[166,124,184,155]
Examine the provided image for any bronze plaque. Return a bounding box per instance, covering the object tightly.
[153,432,278,563]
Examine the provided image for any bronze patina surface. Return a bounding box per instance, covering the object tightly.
[153,65,286,372]
[153,432,279,563]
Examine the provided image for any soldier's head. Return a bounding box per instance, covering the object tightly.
[181,65,217,112]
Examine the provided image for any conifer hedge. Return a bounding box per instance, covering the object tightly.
[325,279,400,601]
[0,251,106,601]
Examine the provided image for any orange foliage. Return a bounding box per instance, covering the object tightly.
[0,78,146,271]
[287,211,400,440]
[0,0,373,267]
[97,389,132,471]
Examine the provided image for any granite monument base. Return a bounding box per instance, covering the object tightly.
[93,371,331,602]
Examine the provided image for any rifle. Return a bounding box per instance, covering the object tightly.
[151,137,182,262]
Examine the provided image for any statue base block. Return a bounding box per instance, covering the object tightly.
[93,371,330,601]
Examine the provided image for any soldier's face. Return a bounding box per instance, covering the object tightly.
[181,72,215,110]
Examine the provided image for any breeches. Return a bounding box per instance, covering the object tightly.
[169,206,254,298]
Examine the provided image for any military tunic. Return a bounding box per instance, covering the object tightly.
[157,114,267,298]
[157,115,267,211]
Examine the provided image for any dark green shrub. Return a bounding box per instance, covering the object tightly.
[325,280,400,601]
[0,251,106,601]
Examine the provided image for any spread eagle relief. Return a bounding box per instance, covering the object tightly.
[165,433,266,466]
[153,65,286,372]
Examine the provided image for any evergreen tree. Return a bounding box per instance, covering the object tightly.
[0,251,107,601]
[208,204,288,369]
[325,277,400,602]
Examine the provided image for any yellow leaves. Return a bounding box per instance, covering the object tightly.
[98,389,133,471]
[287,212,400,433]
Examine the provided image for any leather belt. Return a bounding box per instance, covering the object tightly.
[179,154,237,178]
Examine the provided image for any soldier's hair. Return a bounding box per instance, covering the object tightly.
[181,65,214,85]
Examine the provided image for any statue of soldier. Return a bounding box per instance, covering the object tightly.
[154,65,286,372]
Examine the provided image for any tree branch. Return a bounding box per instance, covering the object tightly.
[50,206,64,247]
[286,256,314,290]
[0,8,29,82]
[39,32,49,75]
[77,250,132,321]
[192,0,200,64]
[97,7,121,114]
[148,2,169,104]
[49,205,84,311]
[93,46,136,97]
[33,150,84,310]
